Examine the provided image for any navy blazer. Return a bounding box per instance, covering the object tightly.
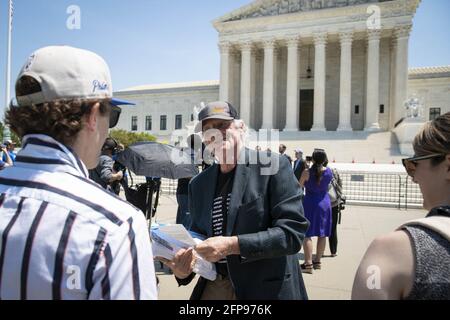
[181,149,310,300]
[293,159,306,181]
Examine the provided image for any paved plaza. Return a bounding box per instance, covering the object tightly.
[150,194,426,300]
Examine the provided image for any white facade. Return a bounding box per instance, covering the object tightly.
[113,67,449,139]
[215,0,420,131]
[114,81,219,142]
[112,73,449,162]
[112,0,449,159]
[408,66,450,119]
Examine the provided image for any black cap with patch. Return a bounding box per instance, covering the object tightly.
[195,101,239,133]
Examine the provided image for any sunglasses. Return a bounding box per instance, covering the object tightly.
[402,153,446,177]
[106,103,122,129]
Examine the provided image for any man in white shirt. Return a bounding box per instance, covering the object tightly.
[0,46,157,300]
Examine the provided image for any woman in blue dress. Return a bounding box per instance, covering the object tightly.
[300,149,333,274]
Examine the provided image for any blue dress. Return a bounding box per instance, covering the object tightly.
[303,167,333,238]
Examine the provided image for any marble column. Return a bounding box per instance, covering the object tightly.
[219,41,231,102]
[365,29,381,131]
[240,41,252,126]
[393,25,412,126]
[229,51,240,109]
[337,31,354,131]
[389,38,397,129]
[284,36,300,131]
[312,33,327,131]
[262,39,277,130]
[254,51,264,130]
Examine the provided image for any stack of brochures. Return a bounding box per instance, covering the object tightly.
[150,224,217,281]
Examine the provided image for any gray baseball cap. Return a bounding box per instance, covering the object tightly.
[194,101,239,133]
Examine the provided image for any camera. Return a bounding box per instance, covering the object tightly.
[113,160,126,173]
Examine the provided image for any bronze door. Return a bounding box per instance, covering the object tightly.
[300,90,314,131]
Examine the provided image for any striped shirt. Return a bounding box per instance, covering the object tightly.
[0,134,157,300]
[212,194,231,267]
[212,168,235,275]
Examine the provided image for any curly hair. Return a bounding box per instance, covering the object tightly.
[413,112,450,166]
[5,76,108,146]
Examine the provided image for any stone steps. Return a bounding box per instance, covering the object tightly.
[251,130,403,164]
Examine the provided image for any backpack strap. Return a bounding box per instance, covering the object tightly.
[399,216,450,243]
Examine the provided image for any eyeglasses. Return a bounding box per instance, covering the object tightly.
[402,153,446,177]
[107,103,122,129]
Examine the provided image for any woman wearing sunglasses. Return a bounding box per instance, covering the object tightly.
[352,112,450,300]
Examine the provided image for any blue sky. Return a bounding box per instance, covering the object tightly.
[0,0,449,113]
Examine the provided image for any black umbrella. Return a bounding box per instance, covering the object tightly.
[116,142,198,179]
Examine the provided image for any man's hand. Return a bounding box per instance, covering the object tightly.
[195,236,240,263]
[155,248,195,279]
[111,170,123,182]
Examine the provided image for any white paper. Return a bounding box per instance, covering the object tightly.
[150,224,217,281]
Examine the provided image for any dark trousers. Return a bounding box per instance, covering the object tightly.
[329,206,339,255]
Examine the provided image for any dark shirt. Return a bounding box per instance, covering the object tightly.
[212,168,236,276]
[177,178,191,195]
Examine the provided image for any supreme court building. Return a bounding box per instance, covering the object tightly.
[115,0,449,160]
[214,0,420,132]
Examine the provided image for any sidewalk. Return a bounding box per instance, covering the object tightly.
[151,195,426,300]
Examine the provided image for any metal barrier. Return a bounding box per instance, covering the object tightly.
[127,171,424,210]
[129,174,178,196]
[339,171,423,210]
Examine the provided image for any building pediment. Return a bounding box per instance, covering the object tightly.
[217,0,393,23]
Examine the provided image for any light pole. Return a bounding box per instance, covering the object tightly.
[3,0,13,142]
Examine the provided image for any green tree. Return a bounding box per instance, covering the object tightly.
[109,129,156,148]
[0,122,21,147]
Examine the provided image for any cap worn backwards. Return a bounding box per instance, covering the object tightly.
[15,46,134,107]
